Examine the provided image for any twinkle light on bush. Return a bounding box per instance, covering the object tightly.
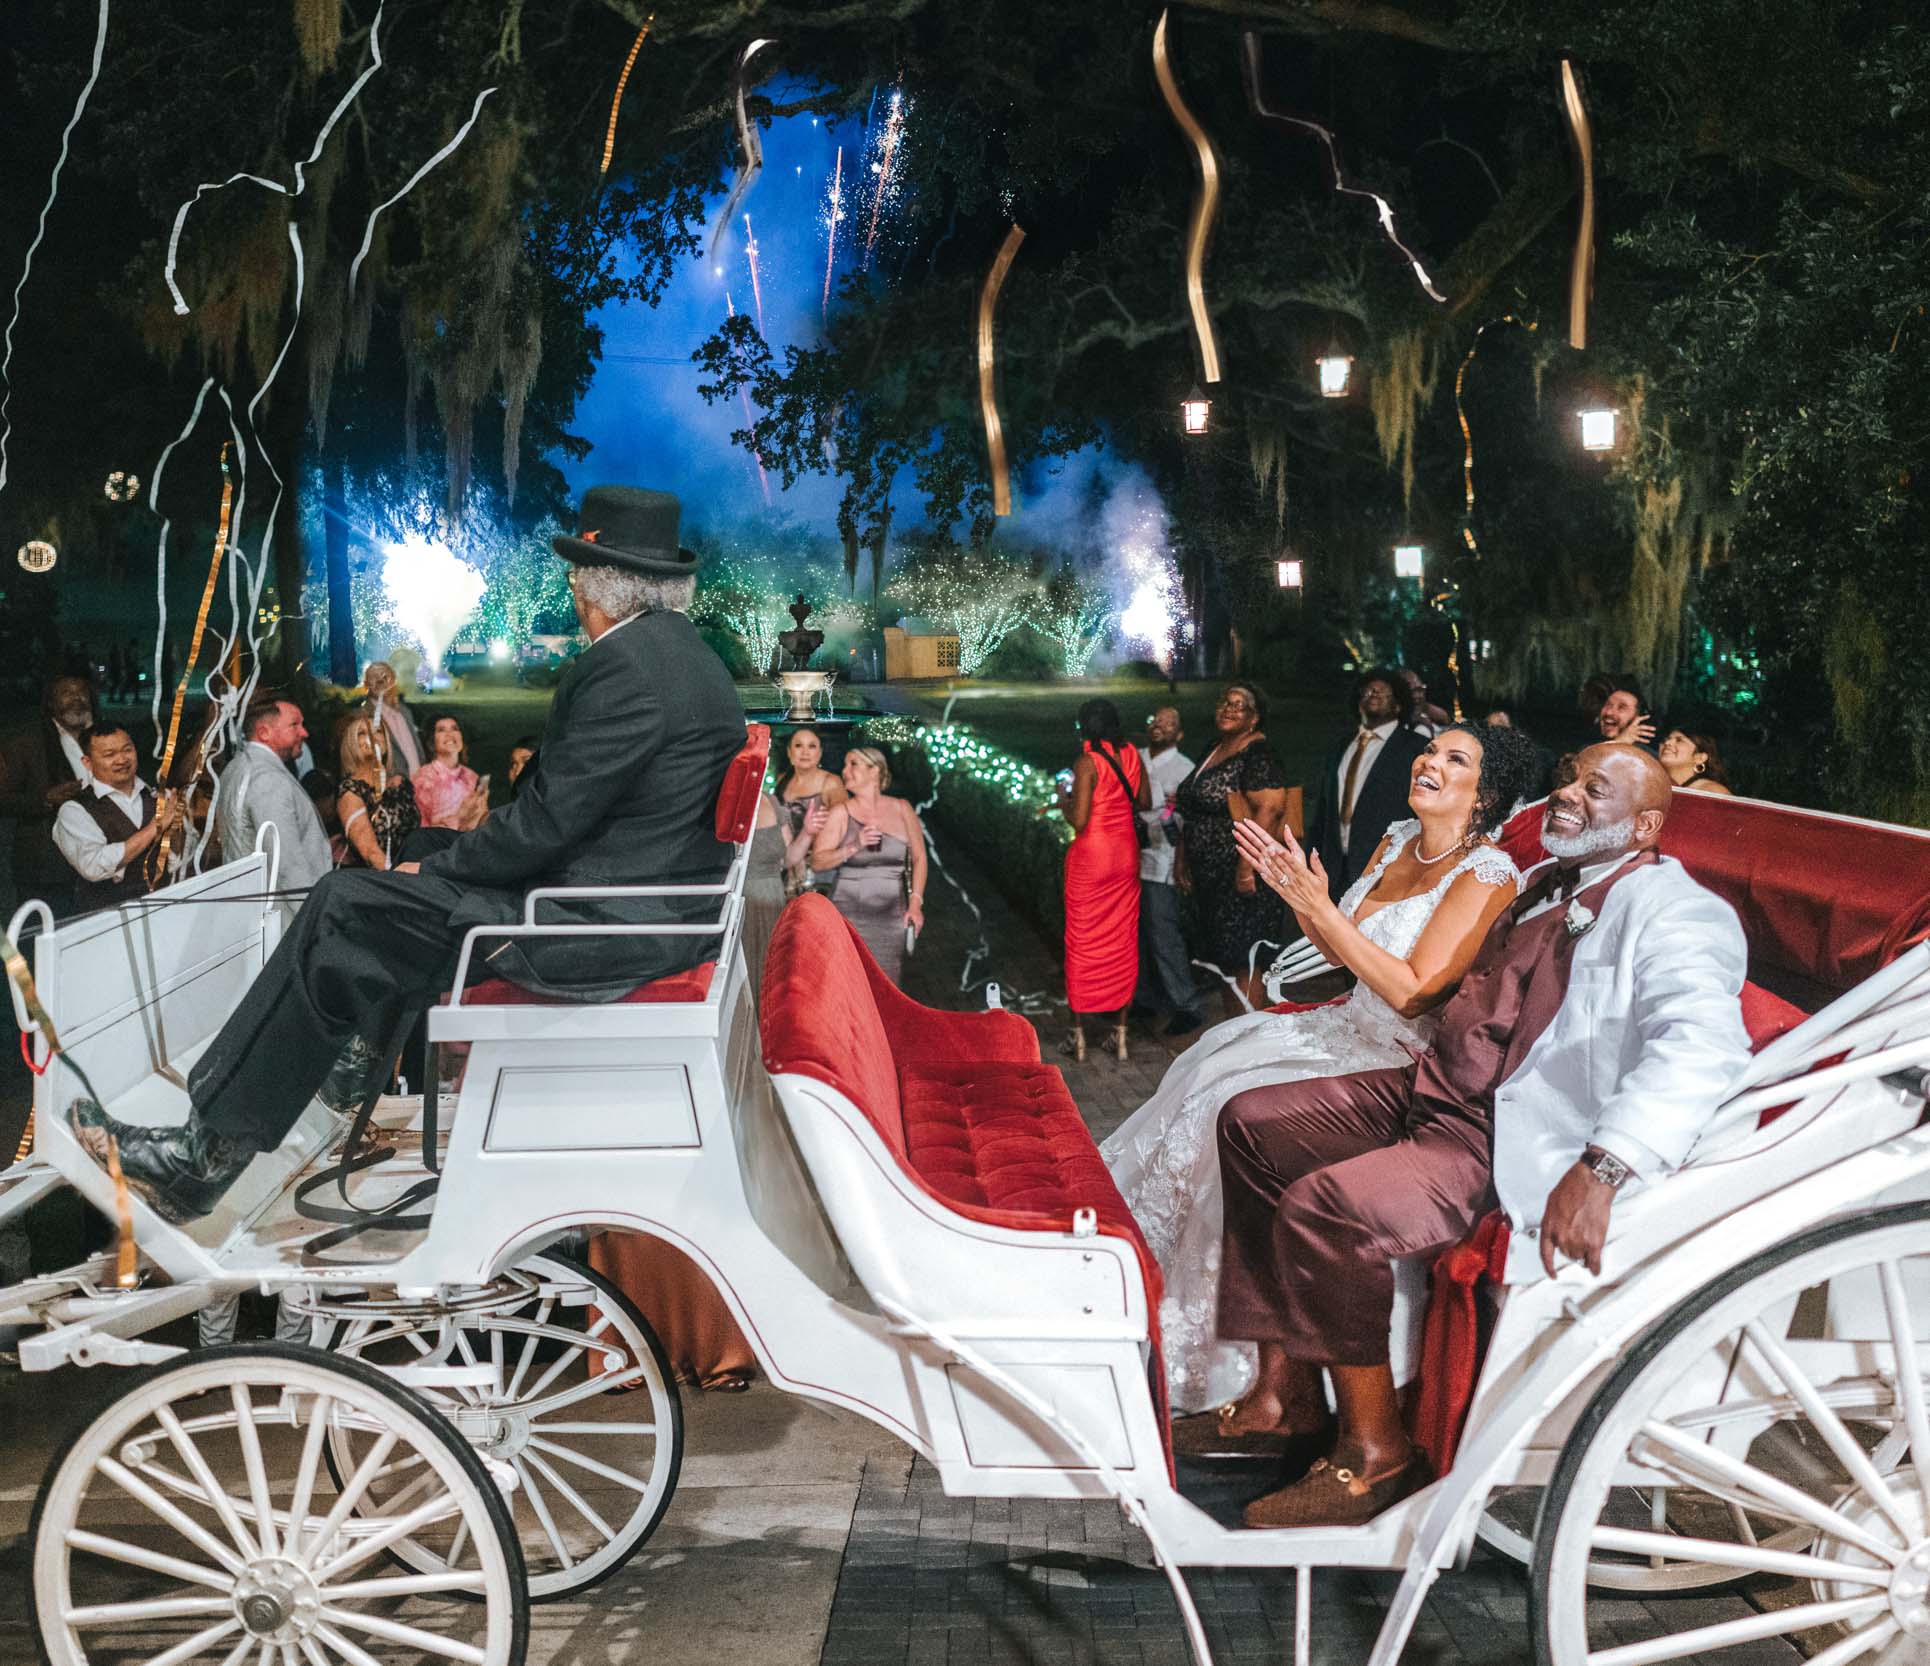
[1393,543,1425,580]
[17,539,56,573]
[489,638,511,662]
[1276,558,1303,589]
[1579,408,1618,452]
[1316,353,1353,398]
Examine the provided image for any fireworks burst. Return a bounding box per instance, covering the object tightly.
[861,86,910,271]
[1112,503,1189,672]
[821,145,844,319]
[724,292,773,506]
[743,213,766,335]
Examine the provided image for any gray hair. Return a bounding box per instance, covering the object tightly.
[570,563,696,622]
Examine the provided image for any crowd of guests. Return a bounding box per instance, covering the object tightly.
[1052,665,1744,1062]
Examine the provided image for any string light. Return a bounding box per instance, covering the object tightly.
[16,539,56,573]
[600,14,656,181]
[1034,576,1113,676]
[104,470,140,501]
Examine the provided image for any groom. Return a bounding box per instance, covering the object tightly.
[1194,744,1750,1528]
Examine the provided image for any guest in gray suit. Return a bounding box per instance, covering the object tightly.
[70,485,747,1225]
[216,695,333,895]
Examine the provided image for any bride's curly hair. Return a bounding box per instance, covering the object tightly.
[1440,721,1545,838]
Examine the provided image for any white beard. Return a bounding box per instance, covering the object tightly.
[1541,815,1636,861]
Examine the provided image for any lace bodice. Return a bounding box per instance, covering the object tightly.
[1332,821,1520,1050]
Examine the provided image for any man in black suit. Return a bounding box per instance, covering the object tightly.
[1306,667,1428,900]
[70,486,748,1223]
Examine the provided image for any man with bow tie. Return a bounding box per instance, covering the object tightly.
[1204,744,1750,1529]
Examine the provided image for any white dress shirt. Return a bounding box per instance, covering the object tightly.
[1516,851,1639,923]
[54,723,86,782]
[1336,720,1399,853]
[1137,745,1195,886]
[54,775,152,883]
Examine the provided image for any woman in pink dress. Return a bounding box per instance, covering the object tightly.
[411,714,486,830]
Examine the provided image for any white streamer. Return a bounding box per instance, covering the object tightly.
[347,85,498,299]
[163,4,385,315]
[709,39,777,264]
[0,0,111,499]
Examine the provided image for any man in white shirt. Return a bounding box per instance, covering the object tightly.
[1136,706,1201,1036]
[218,695,332,894]
[52,724,181,912]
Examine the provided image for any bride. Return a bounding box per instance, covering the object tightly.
[1102,720,1543,1415]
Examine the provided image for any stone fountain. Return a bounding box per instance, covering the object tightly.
[772,593,837,721]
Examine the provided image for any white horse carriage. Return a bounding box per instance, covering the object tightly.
[6,723,1930,1666]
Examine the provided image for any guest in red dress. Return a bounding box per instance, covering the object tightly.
[1059,699,1150,1063]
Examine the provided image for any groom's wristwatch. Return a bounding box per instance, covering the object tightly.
[1581,1144,1633,1190]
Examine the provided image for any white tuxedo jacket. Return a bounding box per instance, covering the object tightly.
[1492,855,1752,1229]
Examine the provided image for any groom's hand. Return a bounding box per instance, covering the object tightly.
[1539,1161,1614,1277]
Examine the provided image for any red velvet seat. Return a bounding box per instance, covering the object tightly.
[454,725,769,1009]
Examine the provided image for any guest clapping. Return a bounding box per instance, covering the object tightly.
[412,715,489,830]
[1658,729,1733,795]
[812,746,926,985]
[334,714,418,870]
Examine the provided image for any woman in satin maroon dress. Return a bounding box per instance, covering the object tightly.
[1059,698,1151,1062]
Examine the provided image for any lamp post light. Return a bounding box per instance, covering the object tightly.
[1579,407,1618,452]
[1276,557,1304,589]
[1181,385,1211,435]
[1393,543,1425,582]
[1316,352,1353,398]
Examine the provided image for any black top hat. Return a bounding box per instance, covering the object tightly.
[551,485,699,578]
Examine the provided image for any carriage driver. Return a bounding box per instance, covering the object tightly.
[67,485,748,1224]
[1201,745,1753,1530]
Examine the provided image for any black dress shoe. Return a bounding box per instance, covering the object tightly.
[1163,1011,1203,1038]
[68,1099,256,1225]
[319,1034,385,1118]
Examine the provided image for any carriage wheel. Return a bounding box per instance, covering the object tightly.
[1534,1203,1930,1666]
[326,1252,682,1601]
[30,1342,527,1666]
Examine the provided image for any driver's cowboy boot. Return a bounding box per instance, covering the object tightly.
[68,1099,255,1226]
[318,1033,386,1119]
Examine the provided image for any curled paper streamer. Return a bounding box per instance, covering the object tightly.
[600,12,656,179]
[348,84,499,299]
[710,39,777,264]
[0,0,110,500]
[1560,59,1595,350]
[977,224,1026,517]
[164,3,385,315]
[1240,31,1446,306]
[1152,10,1223,383]
[1454,314,1537,556]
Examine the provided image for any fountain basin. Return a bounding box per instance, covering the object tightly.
[773,668,837,722]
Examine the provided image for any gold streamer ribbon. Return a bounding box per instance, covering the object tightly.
[1560,59,1594,351]
[977,224,1026,517]
[105,1135,139,1287]
[600,13,655,180]
[150,443,234,887]
[1152,10,1222,384]
[1455,315,1537,556]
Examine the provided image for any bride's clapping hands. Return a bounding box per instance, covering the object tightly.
[1233,820,1333,918]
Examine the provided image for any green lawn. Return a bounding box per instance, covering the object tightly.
[896,680,1353,797]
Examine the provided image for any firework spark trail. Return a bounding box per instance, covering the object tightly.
[163,3,386,315]
[0,0,110,502]
[1239,31,1446,305]
[599,12,656,180]
[710,38,777,262]
[744,214,767,335]
[724,293,773,505]
[348,84,499,298]
[862,87,906,270]
[821,145,844,319]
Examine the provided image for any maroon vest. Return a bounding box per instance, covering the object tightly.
[1413,851,1663,1121]
[73,784,155,911]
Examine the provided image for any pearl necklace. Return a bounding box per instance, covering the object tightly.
[1411,831,1472,866]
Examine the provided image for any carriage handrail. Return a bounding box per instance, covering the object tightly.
[5,897,54,1042]
[447,891,746,1004]
[251,818,282,894]
[1734,939,1930,1090]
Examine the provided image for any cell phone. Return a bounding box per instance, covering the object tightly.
[1055,768,1075,793]
[476,774,492,797]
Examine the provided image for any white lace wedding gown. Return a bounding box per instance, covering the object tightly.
[1100,820,1519,1411]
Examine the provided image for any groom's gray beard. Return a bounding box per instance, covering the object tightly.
[1540,815,1637,861]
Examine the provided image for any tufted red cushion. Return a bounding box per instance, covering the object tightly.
[1740,979,1806,1051]
[760,893,904,1154]
[466,962,715,1007]
[716,724,772,845]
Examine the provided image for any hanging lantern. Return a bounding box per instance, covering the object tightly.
[1579,408,1618,452]
[16,539,56,573]
[1393,543,1425,580]
[1276,558,1303,589]
[103,470,141,502]
[1181,385,1211,435]
[1316,352,1353,398]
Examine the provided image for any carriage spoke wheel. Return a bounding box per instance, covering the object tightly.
[1534,1204,1930,1666]
[30,1343,527,1666]
[326,1253,681,1601]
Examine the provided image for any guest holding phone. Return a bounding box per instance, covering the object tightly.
[411,714,490,831]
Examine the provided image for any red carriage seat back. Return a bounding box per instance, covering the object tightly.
[716,723,772,845]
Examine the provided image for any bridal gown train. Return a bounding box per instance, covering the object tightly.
[1100,820,1519,1412]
